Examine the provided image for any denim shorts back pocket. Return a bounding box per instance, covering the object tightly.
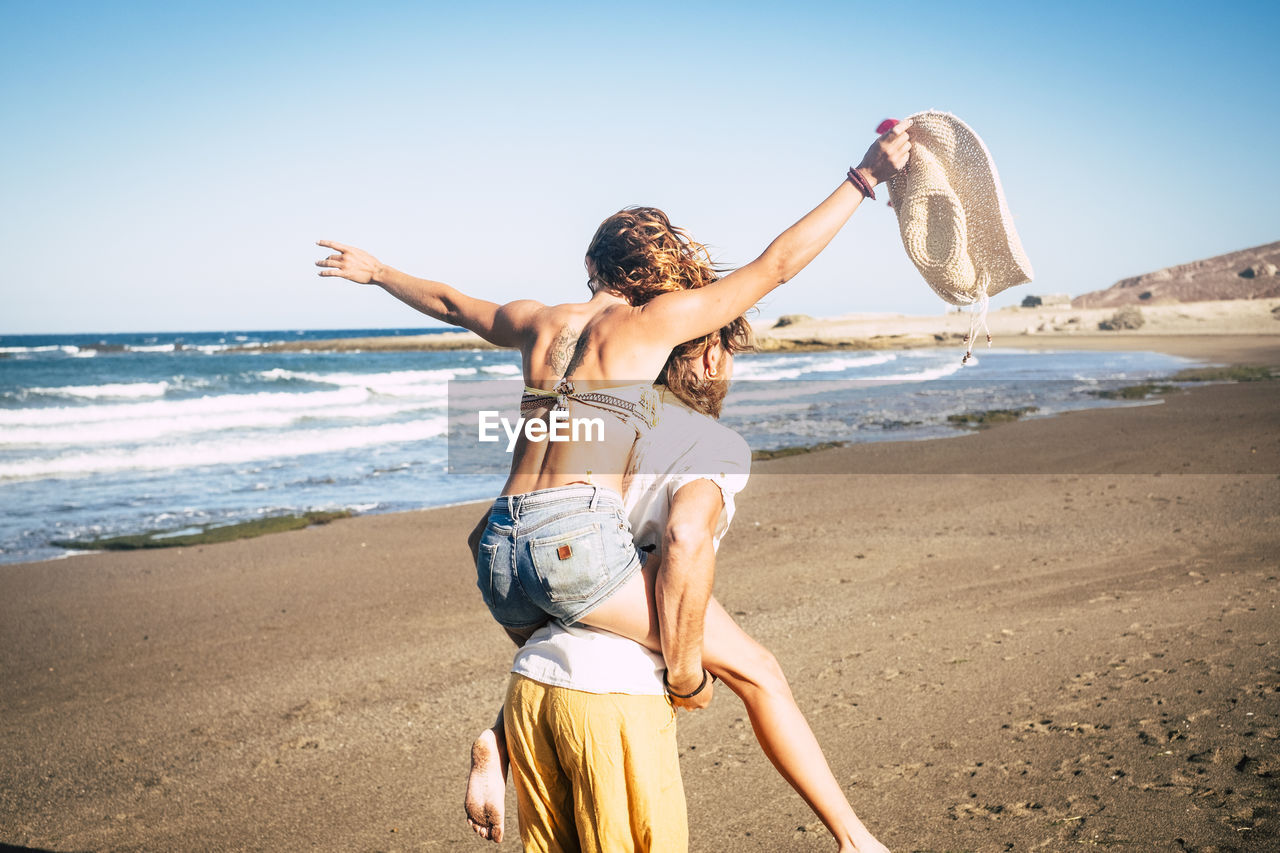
[527,523,609,603]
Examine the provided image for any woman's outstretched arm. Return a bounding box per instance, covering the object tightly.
[636,120,912,349]
[315,240,541,348]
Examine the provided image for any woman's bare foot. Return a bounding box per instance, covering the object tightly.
[464,727,508,842]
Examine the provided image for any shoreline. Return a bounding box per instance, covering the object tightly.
[9,339,1274,565]
[236,298,1280,356]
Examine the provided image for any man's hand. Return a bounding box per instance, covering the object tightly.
[666,668,714,712]
[316,239,383,284]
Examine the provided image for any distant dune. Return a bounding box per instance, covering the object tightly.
[1073,240,1280,308]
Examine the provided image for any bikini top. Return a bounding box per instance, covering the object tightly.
[520,378,660,435]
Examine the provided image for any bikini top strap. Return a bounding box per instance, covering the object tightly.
[521,378,575,415]
[519,380,659,432]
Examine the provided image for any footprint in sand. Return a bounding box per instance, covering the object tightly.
[947,800,1043,821]
[1012,719,1111,740]
[283,696,340,721]
[279,736,323,751]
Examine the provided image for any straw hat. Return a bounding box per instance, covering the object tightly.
[886,111,1033,306]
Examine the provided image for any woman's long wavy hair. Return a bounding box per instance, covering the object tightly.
[585,207,721,304]
[658,315,754,418]
[587,205,749,416]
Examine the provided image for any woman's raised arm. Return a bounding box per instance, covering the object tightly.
[636,121,912,348]
[315,240,540,348]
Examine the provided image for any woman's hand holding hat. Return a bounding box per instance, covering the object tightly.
[855,119,913,188]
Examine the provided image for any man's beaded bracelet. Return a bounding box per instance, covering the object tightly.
[663,668,711,699]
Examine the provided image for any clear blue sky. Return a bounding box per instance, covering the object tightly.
[2,0,1278,334]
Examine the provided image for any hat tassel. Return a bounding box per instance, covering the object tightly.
[961,274,993,366]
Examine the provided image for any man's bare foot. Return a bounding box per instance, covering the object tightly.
[464,727,507,842]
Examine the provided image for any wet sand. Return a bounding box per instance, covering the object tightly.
[1,334,1277,852]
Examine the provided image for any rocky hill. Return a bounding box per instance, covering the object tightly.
[1072,240,1280,308]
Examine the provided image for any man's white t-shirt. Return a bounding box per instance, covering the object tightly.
[510,389,751,696]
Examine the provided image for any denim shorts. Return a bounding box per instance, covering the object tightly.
[475,484,642,629]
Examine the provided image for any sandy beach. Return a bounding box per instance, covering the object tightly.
[7,1,1278,848]
[2,331,1278,852]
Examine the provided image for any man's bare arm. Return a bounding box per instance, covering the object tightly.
[655,478,723,711]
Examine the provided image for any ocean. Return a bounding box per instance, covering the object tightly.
[0,328,1200,565]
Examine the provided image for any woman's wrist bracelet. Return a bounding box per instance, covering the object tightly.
[846,167,876,201]
[663,668,710,699]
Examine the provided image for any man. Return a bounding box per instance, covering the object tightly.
[465,323,751,852]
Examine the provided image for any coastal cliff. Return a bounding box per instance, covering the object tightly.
[1072,239,1280,308]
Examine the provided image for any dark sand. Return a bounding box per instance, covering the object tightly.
[2,336,1277,852]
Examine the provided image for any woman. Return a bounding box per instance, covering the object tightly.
[317,121,910,851]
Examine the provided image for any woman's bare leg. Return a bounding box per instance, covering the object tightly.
[698,599,886,852]
[581,565,887,852]
[464,624,542,843]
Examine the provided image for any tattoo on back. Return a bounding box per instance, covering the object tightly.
[545,326,579,375]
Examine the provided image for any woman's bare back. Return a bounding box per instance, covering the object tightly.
[503,294,676,498]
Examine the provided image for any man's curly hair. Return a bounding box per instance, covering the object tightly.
[658,316,753,418]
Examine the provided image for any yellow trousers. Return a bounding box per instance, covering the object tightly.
[504,675,687,853]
